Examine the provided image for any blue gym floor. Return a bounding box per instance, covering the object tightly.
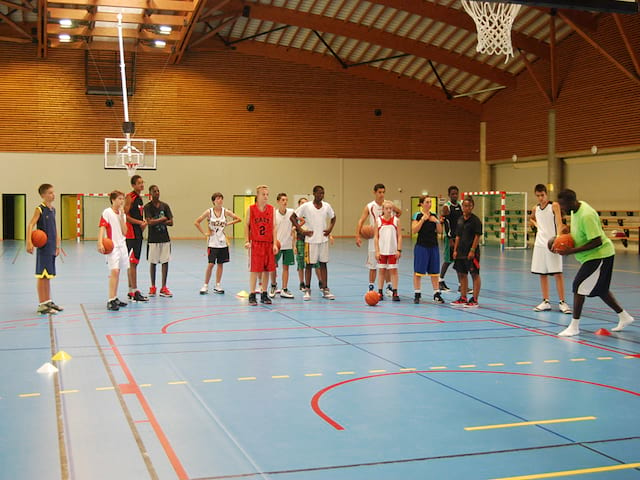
[1,239,639,480]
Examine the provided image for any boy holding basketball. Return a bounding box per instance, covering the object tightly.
[374,200,402,301]
[555,189,634,336]
[412,196,443,304]
[99,191,129,311]
[530,184,571,314]
[451,197,482,307]
[355,183,401,293]
[269,193,296,298]
[26,183,63,315]
[245,185,277,306]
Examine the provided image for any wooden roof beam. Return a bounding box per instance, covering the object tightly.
[247,4,516,86]
[51,0,195,13]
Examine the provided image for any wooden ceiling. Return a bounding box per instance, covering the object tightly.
[0,0,637,109]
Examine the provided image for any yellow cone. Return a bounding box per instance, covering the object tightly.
[52,351,72,361]
[236,290,249,298]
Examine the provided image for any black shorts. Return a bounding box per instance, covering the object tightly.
[35,252,56,278]
[126,238,143,265]
[573,255,614,297]
[453,251,480,275]
[207,246,230,264]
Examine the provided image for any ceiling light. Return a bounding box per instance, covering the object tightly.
[59,19,73,28]
[158,25,172,34]
[59,34,72,42]
[153,40,166,48]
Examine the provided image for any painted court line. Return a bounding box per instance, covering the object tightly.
[465,416,596,431]
[491,462,640,480]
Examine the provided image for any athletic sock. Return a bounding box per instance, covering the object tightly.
[558,318,580,337]
[612,310,634,332]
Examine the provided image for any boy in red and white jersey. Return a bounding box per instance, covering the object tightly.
[374,200,402,301]
[98,190,129,311]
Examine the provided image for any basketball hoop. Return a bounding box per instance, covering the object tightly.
[125,163,138,177]
[461,1,521,62]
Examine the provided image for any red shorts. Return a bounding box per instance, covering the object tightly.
[250,241,276,273]
[378,254,398,269]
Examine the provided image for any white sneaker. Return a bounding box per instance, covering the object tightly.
[322,288,335,300]
[303,289,311,301]
[534,300,551,312]
[558,301,572,314]
[213,286,225,294]
[199,285,208,295]
[280,289,294,299]
[612,311,634,332]
[558,319,580,337]
[268,284,277,298]
[385,284,393,297]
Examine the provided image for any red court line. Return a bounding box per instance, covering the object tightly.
[106,335,189,480]
[489,319,635,356]
[311,370,640,431]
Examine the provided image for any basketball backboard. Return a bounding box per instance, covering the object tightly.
[482,0,638,13]
[104,138,157,171]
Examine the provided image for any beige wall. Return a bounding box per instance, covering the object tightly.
[0,153,480,239]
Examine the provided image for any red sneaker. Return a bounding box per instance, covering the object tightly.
[159,287,173,297]
[450,297,467,307]
[148,286,157,297]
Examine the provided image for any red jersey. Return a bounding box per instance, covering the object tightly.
[125,191,144,239]
[249,203,274,242]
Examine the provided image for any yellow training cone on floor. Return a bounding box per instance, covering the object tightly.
[236,290,249,298]
[52,351,72,361]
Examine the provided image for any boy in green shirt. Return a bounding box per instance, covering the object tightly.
[556,189,633,336]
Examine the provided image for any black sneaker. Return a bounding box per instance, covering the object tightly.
[261,292,272,305]
[115,298,128,307]
[433,292,444,304]
[37,304,57,315]
[248,293,257,306]
[378,290,385,301]
[107,299,120,311]
[132,291,149,302]
[392,294,400,302]
[385,283,393,297]
[47,301,64,312]
[413,293,421,304]
[368,284,375,292]
[439,281,451,292]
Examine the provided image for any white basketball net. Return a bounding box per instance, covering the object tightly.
[117,144,143,177]
[461,0,521,62]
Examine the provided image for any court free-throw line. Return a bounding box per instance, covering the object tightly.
[491,462,640,480]
[465,416,596,431]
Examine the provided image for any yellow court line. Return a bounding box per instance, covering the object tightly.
[238,377,256,381]
[459,364,476,368]
[337,371,355,375]
[19,393,41,398]
[488,363,505,366]
[140,384,152,388]
[271,375,290,379]
[202,379,223,383]
[305,373,323,377]
[369,369,387,373]
[168,381,187,385]
[465,416,596,431]
[516,361,532,365]
[544,360,560,363]
[491,462,640,480]
[96,386,115,391]
[400,368,416,371]
[60,389,79,394]
[571,358,587,362]
[430,366,447,370]
[624,356,638,359]
[597,357,613,360]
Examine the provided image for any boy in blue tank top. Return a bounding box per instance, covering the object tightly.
[26,183,63,315]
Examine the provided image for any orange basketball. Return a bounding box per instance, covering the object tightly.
[360,225,375,240]
[101,237,114,255]
[365,290,380,306]
[549,233,575,253]
[31,229,48,248]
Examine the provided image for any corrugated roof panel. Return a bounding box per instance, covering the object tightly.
[321,0,345,19]
[430,25,457,48]
[276,25,297,46]
[385,10,411,34]
[405,58,427,78]
[418,20,449,44]
[345,41,369,62]
[295,0,314,14]
[347,1,371,24]
[390,55,414,75]
[370,6,396,31]
[359,4,386,28]
[338,38,359,59]
[395,14,421,37]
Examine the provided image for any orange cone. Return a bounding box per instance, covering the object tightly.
[594,328,611,336]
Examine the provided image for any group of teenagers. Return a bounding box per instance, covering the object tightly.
[26,178,634,336]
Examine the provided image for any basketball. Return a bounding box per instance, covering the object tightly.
[360,225,375,239]
[31,229,48,248]
[549,234,575,253]
[365,290,380,306]
[101,237,114,255]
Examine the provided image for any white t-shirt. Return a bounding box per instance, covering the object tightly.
[376,215,399,255]
[207,207,228,248]
[100,207,127,247]
[295,201,335,244]
[275,208,294,250]
[534,202,558,248]
[366,200,384,252]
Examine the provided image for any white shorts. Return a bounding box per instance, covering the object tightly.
[107,244,129,272]
[308,242,329,264]
[531,244,562,275]
[366,250,377,270]
[148,242,171,264]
